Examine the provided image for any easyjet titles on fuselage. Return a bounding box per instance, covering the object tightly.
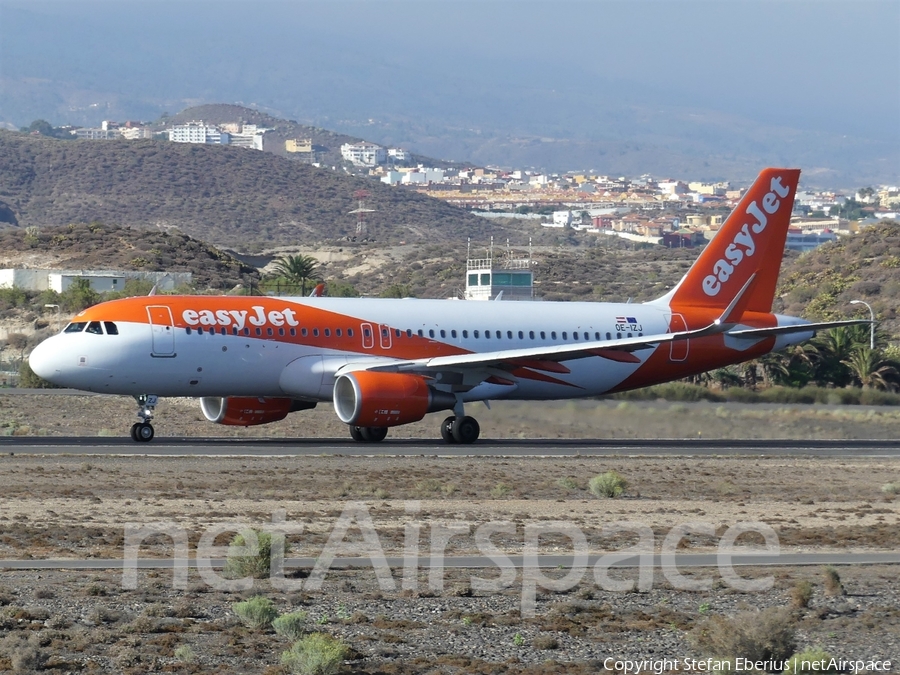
[702,175,791,297]
[182,306,300,331]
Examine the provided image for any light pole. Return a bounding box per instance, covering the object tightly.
[850,300,874,350]
[44,304,61,333]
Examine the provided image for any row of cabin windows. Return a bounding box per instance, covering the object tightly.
[183,326,642,341]
[64,321,119,335]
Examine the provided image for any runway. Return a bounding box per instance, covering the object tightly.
[1,436,900,457]
[1,551,899,571]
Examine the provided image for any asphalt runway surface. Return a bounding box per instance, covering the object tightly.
[2,437,900,456]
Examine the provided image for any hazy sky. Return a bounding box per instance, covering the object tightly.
[1,0,897,180]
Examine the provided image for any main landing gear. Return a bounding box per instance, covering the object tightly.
[349,426,388,443]
[130,394,158,443]
[440,415,480,444]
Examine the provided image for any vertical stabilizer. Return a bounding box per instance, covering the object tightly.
[667,168,800,313]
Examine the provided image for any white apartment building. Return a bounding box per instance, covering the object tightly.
[168,123,230,145]
[341,142,386,167]
[73,127,122,140]
[387,148,411,163]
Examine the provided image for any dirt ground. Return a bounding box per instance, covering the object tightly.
[0,394,898,673]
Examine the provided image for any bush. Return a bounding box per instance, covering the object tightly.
[690,607,796,662]
[232,596,278,630]
[274,611,309,640]
[790,580,814,609]
[224,528,288,579]
[589,471,628,498]
[881,482,899,495]
[822,567,844,597]
[281,633,349,675]
[784,646,842,673]
[174,644,196,663]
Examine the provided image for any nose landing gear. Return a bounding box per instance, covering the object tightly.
[131,394,158,442]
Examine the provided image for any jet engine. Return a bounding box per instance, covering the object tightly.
[333,371,456,427]
[200,396,316,426]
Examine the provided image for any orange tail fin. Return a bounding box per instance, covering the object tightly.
[668,168,800,313]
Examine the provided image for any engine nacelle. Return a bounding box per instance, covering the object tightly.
[200,396,315,426]
[333,371,456,427]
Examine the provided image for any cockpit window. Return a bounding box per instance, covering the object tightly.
[104,321,119,335]
[86,321,103,335]
[64,322,87,333]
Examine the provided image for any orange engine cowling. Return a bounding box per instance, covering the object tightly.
[333,371,456,428]
[200,396,315,426]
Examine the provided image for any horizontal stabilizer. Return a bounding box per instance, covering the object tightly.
[727,319,872,339]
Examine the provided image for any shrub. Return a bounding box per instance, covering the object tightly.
[174,644,196,663]
[232,596,278,630]
[274,611,309,640]
[281,633,349,675]
[533,635,560,650]
[589,471,628,498]
[690,607,796,662]
[224,528,288,579]
[822,567,844,597]
[881,483,899,495]
[784,646,842,673]
[557,477,579,490]
[790,580,814,609]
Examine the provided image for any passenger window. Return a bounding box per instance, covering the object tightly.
[529,331,534,339]
[429,329,435,338]
[462,330,468,338]
[417,329,424,337]
[289,328,296,336]
[278,328,285,336]
[606,332,611,340]
[221,327,228,335]
[485,330,490,339]
[86,321,103,335]
[395,329,401,337]
[198,327,204,335]
[496,331,502,339]
[406,329,412,338]
[244,327,250,336]
[233,327,239,335]
[348,329,354,337]
[313,328,319,337]
[301,328,308,337]
[617,332,622,339]
[104,322,118,335]
[267,327,274,336]
[324,328,331,337]
[562,332,568,340]
[186,327,192,335]
[551,331,557,340]
[474,330,480,338]
[336,329,342,337]
[584,332,590,340]
[64,322,87,333]
[572,332,578,341]
[440,329,446,338]
[518,331,523,339]
[451,330,457,338]
[627,332,633,338]
[540,331,546,339]
[364,327,371,337]
[256,328,262,336]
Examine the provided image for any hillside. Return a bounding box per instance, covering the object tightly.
[778,221,900,335]
[0,131,506,249]
[0,222,259,290]
[166,104,463,169]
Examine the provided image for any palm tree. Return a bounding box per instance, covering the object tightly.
[271,255,321,295]
[841,346,900,391]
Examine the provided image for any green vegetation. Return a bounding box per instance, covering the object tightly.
[691,607,796,664]
[232,596,278,630]
[281,633,349,675]
[822,566,845,597]
[791,580,814,609]
[267,254,322,295]
[223,528,288,580]
[273,611,310,640]
[588,471,628,498]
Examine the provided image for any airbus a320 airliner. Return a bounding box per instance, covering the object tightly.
[29,168,865,443]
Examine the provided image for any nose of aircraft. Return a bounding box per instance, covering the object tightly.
[28,337,62,383]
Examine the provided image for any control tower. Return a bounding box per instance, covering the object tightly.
[465,238,534,301]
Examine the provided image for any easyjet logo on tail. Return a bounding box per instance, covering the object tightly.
[702,176,791,297]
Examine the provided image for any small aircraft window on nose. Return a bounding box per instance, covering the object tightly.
[64,322,87,333]
[104,322,119,335]
[86,321,103,335]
